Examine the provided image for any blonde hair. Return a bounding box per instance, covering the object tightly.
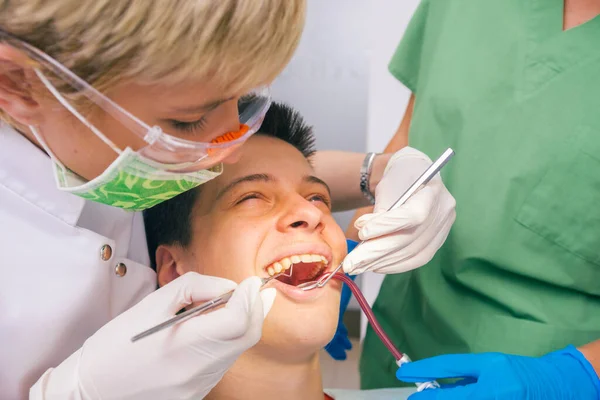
[0,0,305,95]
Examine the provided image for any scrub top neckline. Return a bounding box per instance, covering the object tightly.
[521,0,600,96]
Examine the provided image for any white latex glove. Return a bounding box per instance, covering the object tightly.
[30,273,276,400]
[343,147,456,275]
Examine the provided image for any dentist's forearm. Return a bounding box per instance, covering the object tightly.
[312,151,390,212]
[316,94,414,213]
[344,94,414,239]
[579,339,600,378]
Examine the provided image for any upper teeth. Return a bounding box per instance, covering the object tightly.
[266,254,328,276]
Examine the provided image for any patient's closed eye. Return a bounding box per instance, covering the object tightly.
[235,192,330,209]
[236,193,263,204]
[308,194,331,209]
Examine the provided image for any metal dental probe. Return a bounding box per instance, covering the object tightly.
[131,272,288,342]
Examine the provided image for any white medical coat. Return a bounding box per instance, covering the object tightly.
[0,125,157,399]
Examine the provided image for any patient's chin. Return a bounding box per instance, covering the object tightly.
[257,293,340,360]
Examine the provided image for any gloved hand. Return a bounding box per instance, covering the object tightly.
[396,346,600,399]
[343,147,456,275]
[30,273,276,400]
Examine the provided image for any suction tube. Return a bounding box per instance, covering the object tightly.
[331,272,403,360]
[331,272,439,391]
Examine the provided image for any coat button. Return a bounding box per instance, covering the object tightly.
[115,263,127,277]
[100,245,113,261]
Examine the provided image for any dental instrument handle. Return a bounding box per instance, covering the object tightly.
[131,290,234,342]
[131,275,282,342]
[311,148,455,290]
[331,273,440,392]
[387,147,454,212]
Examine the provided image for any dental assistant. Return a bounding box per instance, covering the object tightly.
[0,2,456,400]
[356,0,600,398]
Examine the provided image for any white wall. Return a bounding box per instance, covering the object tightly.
[271,0,371,232]
[359,0,420,340]
[271,0,420,326]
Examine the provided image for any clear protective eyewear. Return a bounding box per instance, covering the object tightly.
[0,30,272,172]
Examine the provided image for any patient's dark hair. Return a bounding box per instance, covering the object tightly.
[144,100,316,270]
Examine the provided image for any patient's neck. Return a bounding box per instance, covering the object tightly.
[206,346,323,400]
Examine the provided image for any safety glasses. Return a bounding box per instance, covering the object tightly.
[0,30,271,172]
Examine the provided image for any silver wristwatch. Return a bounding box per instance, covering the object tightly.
[360,152,377,204]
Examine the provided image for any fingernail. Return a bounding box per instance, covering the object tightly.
[358,228,370,240]
[243,276,263,296]
[259,288,276,318]
[342,260,352,274]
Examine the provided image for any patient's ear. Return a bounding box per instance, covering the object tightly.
[156,245,189,287]
[0,44,43,125]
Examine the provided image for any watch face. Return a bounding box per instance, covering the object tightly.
[360,153,376,204]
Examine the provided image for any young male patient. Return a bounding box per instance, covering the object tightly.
[144,102,417,400]
[144,101,347,400]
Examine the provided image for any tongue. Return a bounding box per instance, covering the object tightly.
[276,262,323,286]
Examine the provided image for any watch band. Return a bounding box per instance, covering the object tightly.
[360,152,377,205]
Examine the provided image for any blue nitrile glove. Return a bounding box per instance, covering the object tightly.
[324,240,359,361]
[396,345,600,399]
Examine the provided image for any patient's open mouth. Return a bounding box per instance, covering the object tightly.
[264,254,329,286]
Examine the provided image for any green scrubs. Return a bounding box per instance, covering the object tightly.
[360,0,600,389]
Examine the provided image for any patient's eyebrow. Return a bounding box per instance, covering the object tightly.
[216,173,273,200]
[304,175,331,197]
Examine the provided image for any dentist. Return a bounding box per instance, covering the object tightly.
[0,1,455,399]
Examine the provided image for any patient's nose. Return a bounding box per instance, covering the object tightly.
[279,195,324,233]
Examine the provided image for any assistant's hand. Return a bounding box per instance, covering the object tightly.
[397,346,600,399]
[31,273,276,400]
[343,147,456,275]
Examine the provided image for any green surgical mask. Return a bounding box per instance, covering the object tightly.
[28,68,223,211]
[30,126,222,211]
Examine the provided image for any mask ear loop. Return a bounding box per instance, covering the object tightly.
[33,68,122,155]
[29,124,78,189]
[29,124,66,170]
